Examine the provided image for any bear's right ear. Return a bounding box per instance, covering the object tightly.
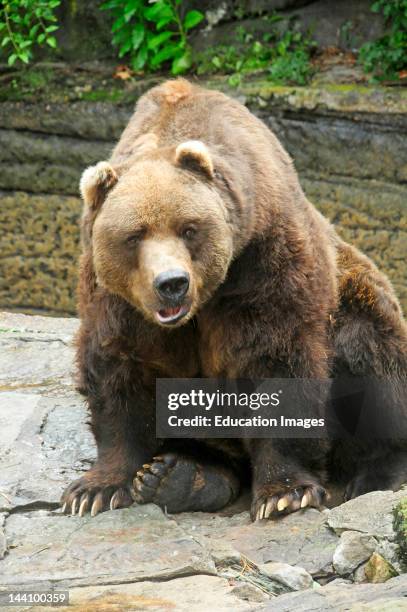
[175,140,214,179]
[79,161,118,210]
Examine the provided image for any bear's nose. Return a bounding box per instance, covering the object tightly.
[154,269,190,303]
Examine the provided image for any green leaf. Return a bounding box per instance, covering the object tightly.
[112,25,131,45]
[124,6,137,22]
[37,33,46,44]
[8,53,18,66]
[150,43,180,67]
[101,0,122,9]
[212,56,221,69]
[156,15,174,30]
[183,10,204,31]
[228,73,242,87]
[144,3,170,21]
[147,30,174,51]
[1,37,10,47]
[46,36,57,48]
[119,38,132,57]
[112,16,126,32]
[132,23,144,50]
[29,24,40,37]
[19,51,30,63]
[46,25,59,33]
[132,46,148,71]
[172,50,192,75]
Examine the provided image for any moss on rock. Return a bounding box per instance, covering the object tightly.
[393,497,407,569]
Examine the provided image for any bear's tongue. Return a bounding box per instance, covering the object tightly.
[157,305,183,322]
[156,303,190,324]
[159,306,181,318]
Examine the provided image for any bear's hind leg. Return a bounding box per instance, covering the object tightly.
[333,241,407,499]
[344,449,407,501]
[133,453,240,513]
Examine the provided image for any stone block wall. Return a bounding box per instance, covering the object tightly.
[1,81,406,314]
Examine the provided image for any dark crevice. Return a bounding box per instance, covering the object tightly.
[1,501,61,515]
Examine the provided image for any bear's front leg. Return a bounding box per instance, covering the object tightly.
[248,438,329,521]
[62,386,159,517]
[233,345,331,521]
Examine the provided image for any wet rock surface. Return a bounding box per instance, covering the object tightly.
[0,312,406,611]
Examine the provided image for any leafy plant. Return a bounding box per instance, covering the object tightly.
[197,19,315,86]
[359,0,407,81]
[101,0,204,74]
[0,0,60,66]
[268,30,315,85]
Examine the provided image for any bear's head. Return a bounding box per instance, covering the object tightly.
[80,141,237,327]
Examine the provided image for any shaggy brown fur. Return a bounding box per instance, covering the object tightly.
[62,79,407,520]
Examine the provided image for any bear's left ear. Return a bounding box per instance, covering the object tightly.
[79,161,118,211]
[175,140,214,179]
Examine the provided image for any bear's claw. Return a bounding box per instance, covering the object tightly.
[133,454,177,504]
[61,475,134,517]
[252,483,328,521]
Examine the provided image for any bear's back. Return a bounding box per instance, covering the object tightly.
[110,79,314,234]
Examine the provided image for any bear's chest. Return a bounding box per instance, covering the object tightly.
[138,323,200,379]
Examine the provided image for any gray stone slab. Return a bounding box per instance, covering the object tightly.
[0,393,95,512]
[0,312,79,336]
[0,102,132,140]
[333,531,377,576]
[328,490,407,539]
[0,313,406,607]
[22,575,258,612]
[261,574,407,612]
[176,507,339,577]
[0,506,216,589]
[0,312,78,394]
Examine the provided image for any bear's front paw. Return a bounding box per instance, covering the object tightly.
[133,453,178,505]
[251,482,328,521]
[61,471,134,517]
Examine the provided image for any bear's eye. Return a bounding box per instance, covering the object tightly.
[125,229,145,245]
[182,226,197,241]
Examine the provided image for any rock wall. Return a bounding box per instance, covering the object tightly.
[1,80,406,314]
[38,0,385,62]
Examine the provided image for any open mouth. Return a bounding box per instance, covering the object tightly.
[156,304,190,325]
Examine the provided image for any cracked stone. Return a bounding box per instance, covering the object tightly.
[230,582,270,603]
[365,552,398,584]
[353,562,369,584]
[332,531,377,576]
[0,393,95,512]
[1,506,216,588]
[0,312,78,394]
[261,574,407,612]
[203,539,242,566]
[38,575,258,611]
[176,508,339,577]
[327,490,407,539]
[259,561,314,591]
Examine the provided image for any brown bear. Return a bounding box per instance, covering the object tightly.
[62,79,407,520]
